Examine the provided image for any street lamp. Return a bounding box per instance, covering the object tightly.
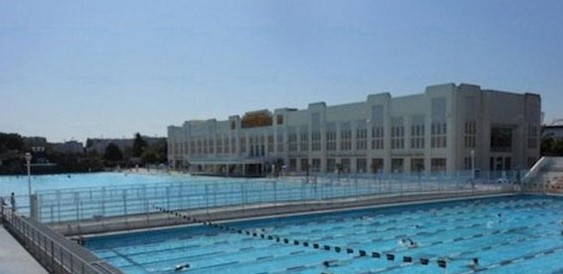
[25,152,32,200]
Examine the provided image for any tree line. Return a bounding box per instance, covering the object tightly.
[0,132,167,174]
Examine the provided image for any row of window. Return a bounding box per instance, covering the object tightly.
[171,133,451,156]
[285,157,448,173]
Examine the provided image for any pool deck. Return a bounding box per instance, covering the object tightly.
[0,225,47,274]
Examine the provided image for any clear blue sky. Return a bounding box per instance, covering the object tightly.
[1,0,562,143]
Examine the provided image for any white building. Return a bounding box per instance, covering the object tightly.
[168,83,541,176]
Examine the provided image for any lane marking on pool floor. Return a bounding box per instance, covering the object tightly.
[155,205,455,269]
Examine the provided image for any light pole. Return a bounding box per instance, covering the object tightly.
[25,152,32,200]
[470,149,475,179]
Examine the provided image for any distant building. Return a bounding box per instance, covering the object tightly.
[542,119,563,140]
[51,141,84,154]
[168,83,541,175]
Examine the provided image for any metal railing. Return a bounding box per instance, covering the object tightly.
[1,206,121,274]
[35,170,527,225]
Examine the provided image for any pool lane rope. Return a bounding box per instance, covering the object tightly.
[154,205,477,269]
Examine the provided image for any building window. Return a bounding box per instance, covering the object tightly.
[371,126,384,150]
[341,158,350,173]
[411,158,424,172]
[276,134,284,152]
[216,138,222,154]
[340,123,352,151]
[464,120,476,148]
[431,158,446,173]
[300,158,309,172]
[231,137,236,153]
[327,158,336,172]
[490,126,512,152]
[300,126,309,152]
[267,135,274,153]
[312,158,321,172]
[231,120,236,130]
[371,158,384,173]
[391,117,404,150]
[410,120,425,149]
[276,115,284,125]
[356,158,367,173]
[311,131,321,151]
[190,140,196,154]
[288,127,298,152]
[289,158,297,171]
[239,137,246,153]
[356,125,367,150]
[371,105,384,150]
[431,122,447,148]
[197,139,202,154]
[391,158,404,173]
[326,123,337,151]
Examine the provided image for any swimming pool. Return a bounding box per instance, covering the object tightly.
[85,195,563,274]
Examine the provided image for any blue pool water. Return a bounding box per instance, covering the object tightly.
[0,172,194,197]
[86,195,563,274]
[0,172,229,214]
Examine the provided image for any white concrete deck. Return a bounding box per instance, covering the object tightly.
[0,225,47,274]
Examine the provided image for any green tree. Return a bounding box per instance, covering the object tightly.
[0,132,23,153]
[141,149,158,164]
[104,143,123,162]
[140,139,168,164]
[132,133,148,157]
[541,136,554,155]
[553,139,563,155]
[85,138,94,148]
[541,136,563,156]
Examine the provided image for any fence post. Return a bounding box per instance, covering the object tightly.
[101,187,106,218]
[30,194,38,221]
[50,240,54,271]
[354,175,358,199]
[244,183,248,210]
[60,243,64,270]
[50,205,54,224]
[166,186,170,210]
[70,249,73,273]
[74,192,79,222]
[205,185,209,214]
[214,182,218,208]
[144,185,149,225]
[274,180,277,206]
[122,190,128,224]
[240,183,245,211]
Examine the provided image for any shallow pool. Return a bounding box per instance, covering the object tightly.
[85,195,563,274]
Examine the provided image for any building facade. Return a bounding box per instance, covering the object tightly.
[168,83,541,176]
